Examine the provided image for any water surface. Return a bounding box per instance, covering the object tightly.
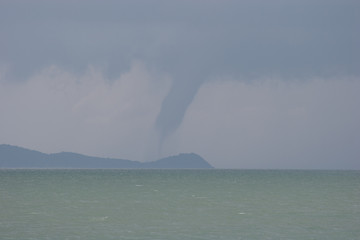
[1,169,359,239]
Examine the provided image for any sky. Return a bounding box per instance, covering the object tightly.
[1,0,359,169]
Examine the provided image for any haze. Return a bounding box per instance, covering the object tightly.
[1,0,359,169]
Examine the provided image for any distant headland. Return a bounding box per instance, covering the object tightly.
[0,144,213,169]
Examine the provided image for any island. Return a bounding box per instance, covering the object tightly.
[0,144,213,169]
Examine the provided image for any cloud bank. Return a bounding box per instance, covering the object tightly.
[0,62,170,161]
[1,65,359,168]
[168,77,360,169]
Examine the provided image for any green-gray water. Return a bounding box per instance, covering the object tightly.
[1,169,359,240]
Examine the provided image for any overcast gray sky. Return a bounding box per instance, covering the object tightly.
[1,0,359,169]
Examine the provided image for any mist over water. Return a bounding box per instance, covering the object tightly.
[1,169,359,240]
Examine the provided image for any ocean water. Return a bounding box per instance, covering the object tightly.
[0,169,359,240]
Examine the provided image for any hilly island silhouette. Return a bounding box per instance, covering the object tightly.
[0,144,213,169]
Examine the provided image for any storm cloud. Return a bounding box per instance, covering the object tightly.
[1,0,359,168]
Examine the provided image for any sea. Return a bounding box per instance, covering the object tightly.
[0,169,359,240]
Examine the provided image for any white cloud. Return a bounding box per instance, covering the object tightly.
[168,77,360,169]
[0,61,171,161]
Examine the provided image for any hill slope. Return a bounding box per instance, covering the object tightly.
[0,144,213,169]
